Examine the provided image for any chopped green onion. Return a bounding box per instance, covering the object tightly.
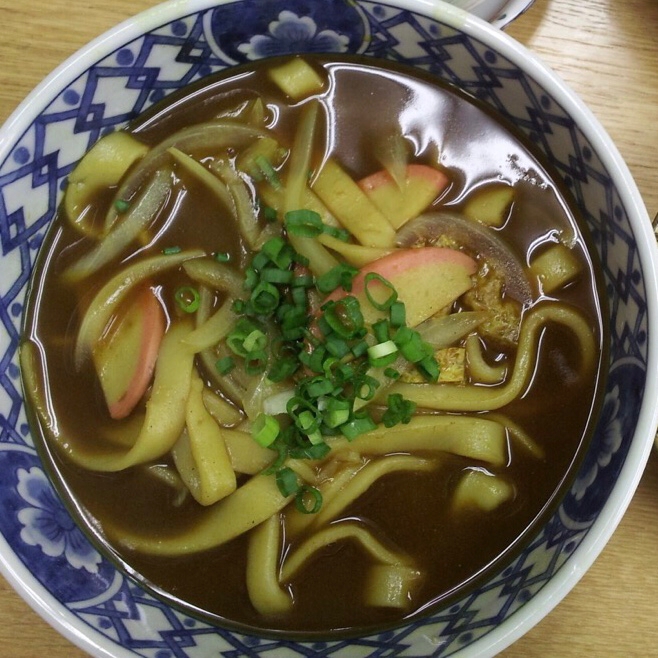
[316,263,358,294]
[394,325,432,363]
[261,237,293,269]
[364,272,398,311]
[325,334,350,358]
[322,225,351,241]
[295,485,323,514]
[324,398,351,428]
[162,245,182,255]
[351,339,369,358]
[285,209,324,237]
[382,393,416,428]
[275,467,299,497]
[262,205,278,223]
[243,329,267,354]
[355,375,379,401]
[372,319,391,344]
[389,301,406,327]
[340,413,377,441]
[416,354,440,382]
[334,363,355,384]
[215,356,235,375]
[231,299,247,314]
[250,281,280,315]
[174,286,201,313]
[244,267,259,290]
[289,442,331,460]
[255,155,282,189]
[268,357,299,382]
[290,285,308,308]
[251,251,270,272]
[322,296,364,339]
[292,273,315,288]
[261,441,288,475]
[384,367,401,380]
[245,350,269,375]
[252,413,280,447]
[367,340,398,367]
[304,376,334,399]
[114,198,130,213]
[214,251,230,263]
[227,318,261,356]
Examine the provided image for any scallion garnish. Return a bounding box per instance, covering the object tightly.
[250,280,280,315]
[216,210,444,516]
[364,272,398,311]
[367,340,398,367]
[255,155,282,189]
[340,413,377,441]
[262,204,278,223]
[162,245,182,255]
[174,286,201,313]
[389,300,406,327]
[215,356,235,375]
[316,263,358,294]
[275,467,300,497]
[267,357,299,382]
[295,485,323,514]
[252,413,280,447]
[285,209,324,237]
[114,198,130,213]
[382,393,416,428]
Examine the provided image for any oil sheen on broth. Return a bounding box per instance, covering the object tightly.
[21,55,605,636]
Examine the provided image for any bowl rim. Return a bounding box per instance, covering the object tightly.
[1,0,657,656]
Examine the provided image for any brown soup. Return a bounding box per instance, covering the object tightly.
[21,55,606,637]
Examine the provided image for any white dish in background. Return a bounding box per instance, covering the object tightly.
[446,0,535,27]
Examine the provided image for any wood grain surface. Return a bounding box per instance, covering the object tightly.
[0,0,656,655]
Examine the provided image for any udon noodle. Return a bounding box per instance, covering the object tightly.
[20,55,604,634]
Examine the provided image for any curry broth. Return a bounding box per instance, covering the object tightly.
[23,56,605,635]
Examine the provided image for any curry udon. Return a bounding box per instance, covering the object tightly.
[20,55,605,635]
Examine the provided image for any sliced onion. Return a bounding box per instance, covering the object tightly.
[105,121,267,231]
[416,311,483,349]
[396,211,533,304]
[63,168,173,282]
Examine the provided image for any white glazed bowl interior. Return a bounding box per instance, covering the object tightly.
[0,1,656,656]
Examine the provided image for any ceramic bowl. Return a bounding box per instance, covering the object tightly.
[444,0,535,28]
[1,0,656,656]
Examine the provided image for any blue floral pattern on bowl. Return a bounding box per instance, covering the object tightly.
[17,466,103,573]
[0,0,653,656]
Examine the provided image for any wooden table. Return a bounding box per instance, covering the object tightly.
[0,0,656,655]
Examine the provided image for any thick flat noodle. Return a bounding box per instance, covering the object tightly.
[114,474,291,555]
[221,428,275,474]
[328,415,508,466]
[182,298,236,352]
[280,521,412,583]
[388,303,597,411]
[306,455,435,531]
[365,564,423,609]
[246,514,293,616]
[172,375,237,506]
[63,322,197,472]
[285,461,365,537]
[452,469,515,511]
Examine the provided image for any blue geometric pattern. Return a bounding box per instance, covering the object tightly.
[0,1,651,656]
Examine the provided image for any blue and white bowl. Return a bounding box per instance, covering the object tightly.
[1,0,656,656]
